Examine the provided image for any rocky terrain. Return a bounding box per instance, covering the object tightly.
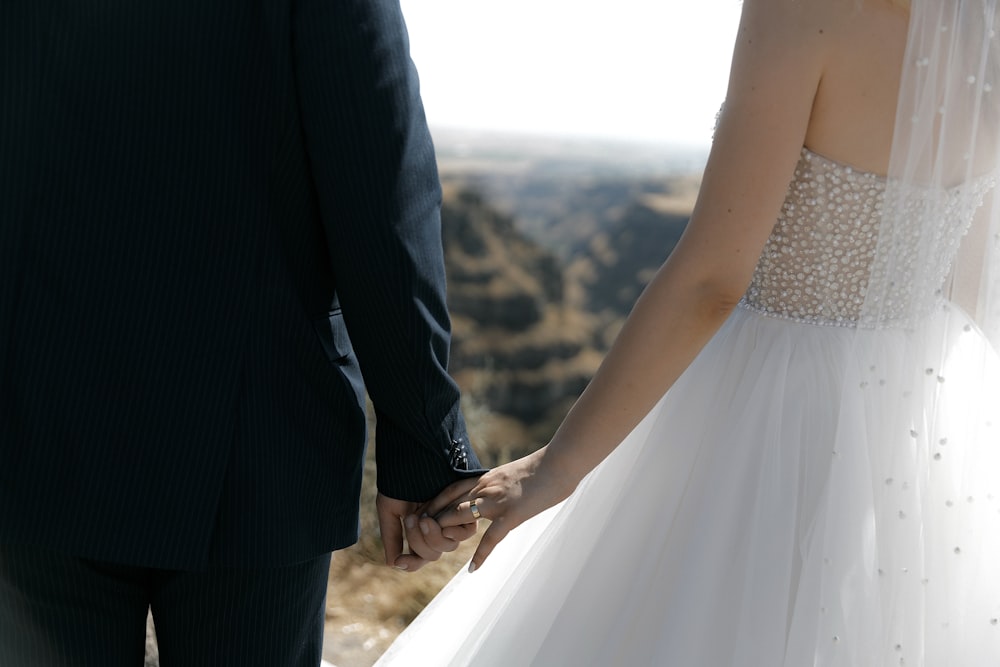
[437,132,700,458]
[441,186,602,455]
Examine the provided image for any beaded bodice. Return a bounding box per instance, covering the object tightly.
[740,147,994,328]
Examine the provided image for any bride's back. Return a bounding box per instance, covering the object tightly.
[804,0,910,174]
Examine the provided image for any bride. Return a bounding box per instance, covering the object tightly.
[379,0,1000,664]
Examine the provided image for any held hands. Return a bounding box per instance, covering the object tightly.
[376,493,477,572]
[377,446,577,573]
[424,446,576,573]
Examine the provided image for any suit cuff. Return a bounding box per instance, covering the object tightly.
[375,411,486,502]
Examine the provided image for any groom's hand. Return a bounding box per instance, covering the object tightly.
[376,493,477,572]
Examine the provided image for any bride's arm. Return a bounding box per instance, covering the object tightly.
[431,0,835,570]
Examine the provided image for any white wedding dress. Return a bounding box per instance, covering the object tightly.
[377,147,1000,666]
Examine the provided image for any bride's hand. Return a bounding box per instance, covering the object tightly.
[426,446,576,572]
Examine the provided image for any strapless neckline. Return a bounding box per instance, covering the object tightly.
[802,145,997,193]
[800,146,888,181]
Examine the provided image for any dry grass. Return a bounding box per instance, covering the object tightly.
[323,540,476,666]
[639,173,702,215]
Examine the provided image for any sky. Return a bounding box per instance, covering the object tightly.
[399,0,744,149]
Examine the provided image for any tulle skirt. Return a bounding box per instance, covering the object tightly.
[377,303,1000,666]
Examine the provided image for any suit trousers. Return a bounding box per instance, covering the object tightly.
[0,543,331,667]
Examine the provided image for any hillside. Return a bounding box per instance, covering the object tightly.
[438,133,701,454]
[441,187,602,458]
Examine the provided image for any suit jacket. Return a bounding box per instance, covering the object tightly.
[0,0,483,570]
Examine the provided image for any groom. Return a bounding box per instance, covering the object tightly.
[0,0,483,665]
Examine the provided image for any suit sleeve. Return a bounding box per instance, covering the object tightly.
[292,0,485,501]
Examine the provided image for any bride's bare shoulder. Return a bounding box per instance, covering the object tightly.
[731,0,853,76]
[701,0,905,237]
[727,0,857,92]
[738,0,849,27]
[739,0,903,42]
[803,0,910,171]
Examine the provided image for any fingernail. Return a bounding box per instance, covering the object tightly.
[404,515,416,530]
[468,562,477,574]
[419,520,429,535]
[395,563,408,571]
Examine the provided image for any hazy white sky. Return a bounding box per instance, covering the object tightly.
[399,0,744,148]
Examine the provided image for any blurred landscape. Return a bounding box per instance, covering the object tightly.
[324,129,706,666]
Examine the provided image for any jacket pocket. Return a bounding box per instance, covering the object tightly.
[313,309,353,365]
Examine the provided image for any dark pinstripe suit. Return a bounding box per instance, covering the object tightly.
[0,0,482,663]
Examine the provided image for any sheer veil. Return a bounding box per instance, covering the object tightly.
[869,0,1000,335]
[826,0,1000,660]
